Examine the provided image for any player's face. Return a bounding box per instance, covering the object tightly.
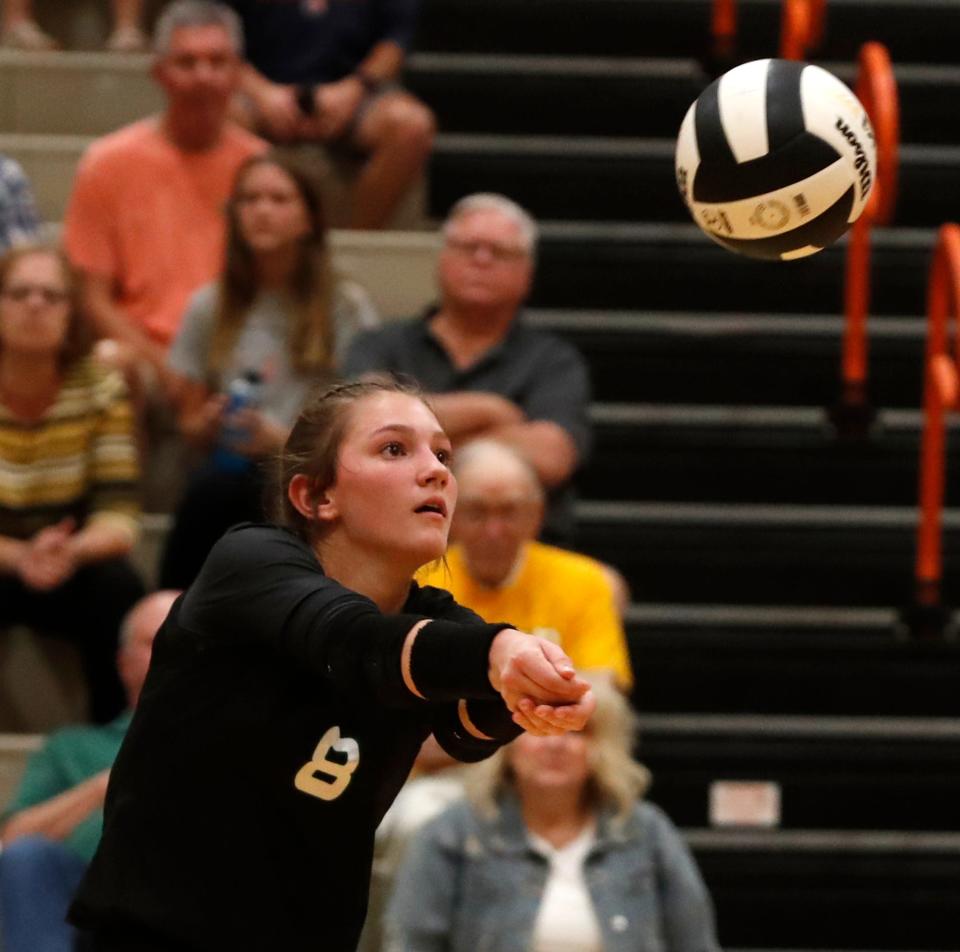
[0,252,71,357]
[235,162,311,255]
[154,25,240,114]
[509,729,592,798]
[438,210,534,315]
[453,467,541,585]
[323,392,457,568]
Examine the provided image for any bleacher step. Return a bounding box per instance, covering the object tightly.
[587,404,957,505]
[640,713,960,831]
[417,0,960,65]
[575,499,960,606]
[528,310,928,406]
[627,603,960,716]
[430,135,960,228]
[688,826,960,949]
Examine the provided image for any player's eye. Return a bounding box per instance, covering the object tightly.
[381,441,405,458]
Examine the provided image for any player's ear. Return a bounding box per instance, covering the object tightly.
[288,475,338,524]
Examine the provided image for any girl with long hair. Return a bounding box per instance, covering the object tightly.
[161,150,378,588]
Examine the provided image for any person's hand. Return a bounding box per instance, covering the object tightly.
[511,689,596,736]
[230,408,288,458]
[182,393,227,448]
[314,77,365,140]
[254,82,303,142]
[488,630,592,735]
[19,518,78,591]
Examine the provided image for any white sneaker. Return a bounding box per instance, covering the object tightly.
[0,19,58,51]
[105,25,148,53]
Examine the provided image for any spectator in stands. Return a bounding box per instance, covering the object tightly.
[159,150,379,589]
[227,0,435,229]
[0,0,148,52]
[0,590,178,952]
[418,439,632,689]
[387,676,719,952]
[344,193,591,543]
[0,244,145,724]
[63,0,266,391]
[0,155,40,252]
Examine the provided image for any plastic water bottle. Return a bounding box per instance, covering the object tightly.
[212,370,263,473]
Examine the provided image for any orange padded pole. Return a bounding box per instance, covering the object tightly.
[780,0,827,60]
[916,224,960,598]
[712,0,737,60]
[839,43,899,403]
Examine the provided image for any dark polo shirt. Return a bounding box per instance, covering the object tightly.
[226,0,421,86]
[343,311,592,542]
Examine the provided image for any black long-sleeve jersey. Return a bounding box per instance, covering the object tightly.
[70,524,521,951]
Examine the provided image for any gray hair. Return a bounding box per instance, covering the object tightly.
[454,439,543,501]
[154,0,244,56]
[442,193,539,256]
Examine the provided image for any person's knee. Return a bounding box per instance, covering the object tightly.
[377,98,436,157]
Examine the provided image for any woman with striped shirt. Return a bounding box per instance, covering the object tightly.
[0,244,145,723]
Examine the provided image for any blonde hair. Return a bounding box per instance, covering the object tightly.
[465,674,651,826]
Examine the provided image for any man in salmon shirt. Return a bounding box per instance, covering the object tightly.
[63,1,266,391]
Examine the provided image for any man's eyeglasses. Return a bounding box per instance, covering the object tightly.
[445,238,528,262]
[1,285,69,306]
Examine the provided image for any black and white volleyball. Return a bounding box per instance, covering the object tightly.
[675,59,876,260]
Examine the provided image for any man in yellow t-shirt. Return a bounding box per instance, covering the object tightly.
[417,440,632,689]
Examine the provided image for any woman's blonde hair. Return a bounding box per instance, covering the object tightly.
[465,674,651,826]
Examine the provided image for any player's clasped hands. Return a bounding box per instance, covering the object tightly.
[488,629,596,736]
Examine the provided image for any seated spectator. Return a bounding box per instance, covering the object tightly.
[0,244,145,724]
[228,0,435,229]
[63,0,265,391]
[0,0,148,51]
[418,439,632,689]
[387,677,720,952]
[0,155,40,252]
[0,590,178,952]
[159,150,379,588]
[344,193,591,543]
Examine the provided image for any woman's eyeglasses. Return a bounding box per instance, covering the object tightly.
[1,285,69,306]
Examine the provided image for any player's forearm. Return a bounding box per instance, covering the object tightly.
[1,771,109,845]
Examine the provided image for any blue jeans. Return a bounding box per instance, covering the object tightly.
[0,836,88,952]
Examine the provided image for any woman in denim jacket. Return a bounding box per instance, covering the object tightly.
[386,677,719,952]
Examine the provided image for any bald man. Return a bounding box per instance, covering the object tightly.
[418,441,632,689]
[0,591,179,952]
